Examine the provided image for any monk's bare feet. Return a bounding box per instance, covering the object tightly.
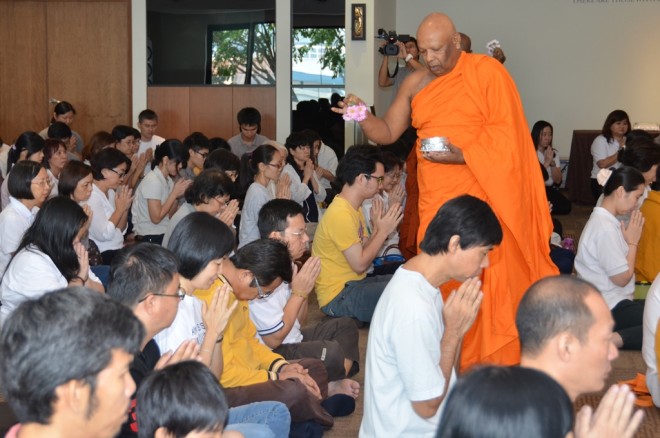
[328,379,360,398]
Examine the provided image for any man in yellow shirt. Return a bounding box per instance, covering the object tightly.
[312,145,402,322]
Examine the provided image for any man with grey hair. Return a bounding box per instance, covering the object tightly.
[517,275,643,436]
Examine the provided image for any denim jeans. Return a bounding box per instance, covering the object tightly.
[226,401,291,438]
[321,274,393,322]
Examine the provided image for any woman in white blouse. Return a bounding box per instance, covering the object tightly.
[131,139,191,245]
[0,162,51,276]
[590,110,630,201]
[1,131,45,209]
[0,196,103,325]
[88,148,134,264]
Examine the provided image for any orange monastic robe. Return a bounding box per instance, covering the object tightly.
[411,52,558,370]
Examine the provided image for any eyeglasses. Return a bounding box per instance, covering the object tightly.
[214,196,230,207]
[109,168,127,178]
[387,172,403,180]
[283,229,307,239]
[195,150,209,159]
[31,179,52,188]
[267,162,285,169]
[138,287,186,303]
[253,276,275,300]
[363,174,384,184]
[296,145,311,150]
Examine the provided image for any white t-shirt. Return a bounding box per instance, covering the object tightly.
[361,267,456,437]
[642,273,660,407]
[154,295,206,354]
[85,184,126,252]
[316,143,338,191]
[590,135,622,179]
[0,198,37,276]
[132,168,174,236]
[0,246,99,325]
[46,169,59,199]
[249,282,303,345]
[238,182,274,248]
[575,207,635,309]
[162,202,195,248]
[138,135,165,157]
[0,143,9,179]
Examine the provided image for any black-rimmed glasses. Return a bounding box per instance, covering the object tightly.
[138,287,186,303]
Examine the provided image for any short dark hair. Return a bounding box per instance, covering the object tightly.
[7,161,43,200]
[285,131,311,151]
[258,198,304,238]
[335,144,383,187]
[83,131,116,162]
[58,161,93,198]
[618,138,660,173]
[183,132,211,152]
[208,137,231,152]
[167,213,234,280]
[204,148,241,173]
[152,139,189,170]
[53,101,76,117]
[111,125,137,143]
[138,109,158,123]
[90,147,132,180]
[531,120,553,148]
[108,243,179,308]
[437,366,573,438]
[7,131,45,171]
[184,169,233,205]
[231,239,293,284]
[8,197,87,282]
[601,109,630,142]
[136,361,228,438]
[47,121,71,140]
[516,275,597,357]
[381,150,403,173]
[602,166,645,196]
[237,107,261,127]
[42,138,67,170]
[420,195,503,255]
[0,286,143,424]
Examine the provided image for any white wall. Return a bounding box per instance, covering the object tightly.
[388,0,660,158]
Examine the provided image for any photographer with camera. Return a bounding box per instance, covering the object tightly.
[377,29,424,89]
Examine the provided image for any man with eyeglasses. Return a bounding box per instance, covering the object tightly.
[312,145,403,323]
[250,199,361,396]
[180,132,211,180]
[107,243,291,438]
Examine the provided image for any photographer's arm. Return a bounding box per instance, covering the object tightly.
[378,55,395,87]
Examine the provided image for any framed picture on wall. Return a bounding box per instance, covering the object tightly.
[351,4,366,41]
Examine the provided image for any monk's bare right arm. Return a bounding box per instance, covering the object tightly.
[335,70,430,145]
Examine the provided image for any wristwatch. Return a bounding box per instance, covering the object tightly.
[404,53,413,63]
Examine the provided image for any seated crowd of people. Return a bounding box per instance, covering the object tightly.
[0,97,659,438]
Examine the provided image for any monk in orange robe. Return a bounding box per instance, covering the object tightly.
[335,12,557,370]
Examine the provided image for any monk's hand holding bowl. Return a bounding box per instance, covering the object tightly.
[422,142,465,164]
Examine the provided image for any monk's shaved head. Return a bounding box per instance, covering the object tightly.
[416,13,462,77]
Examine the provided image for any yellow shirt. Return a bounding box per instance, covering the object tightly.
[312,195,368,307]
[636,191,660,282]
[195,279,287,387]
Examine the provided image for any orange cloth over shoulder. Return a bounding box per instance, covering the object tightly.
[411,53,558,371]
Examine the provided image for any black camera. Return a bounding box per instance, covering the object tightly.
[376,28,411,56]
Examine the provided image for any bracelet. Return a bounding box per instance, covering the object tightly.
[216,335,224,344]
[73,276,87,285]
[404,53,413,63]
[291,290,308,300]
[627,242,638,247]
[200,348,213,355]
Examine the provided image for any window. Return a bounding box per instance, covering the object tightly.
[207,23,276,85]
